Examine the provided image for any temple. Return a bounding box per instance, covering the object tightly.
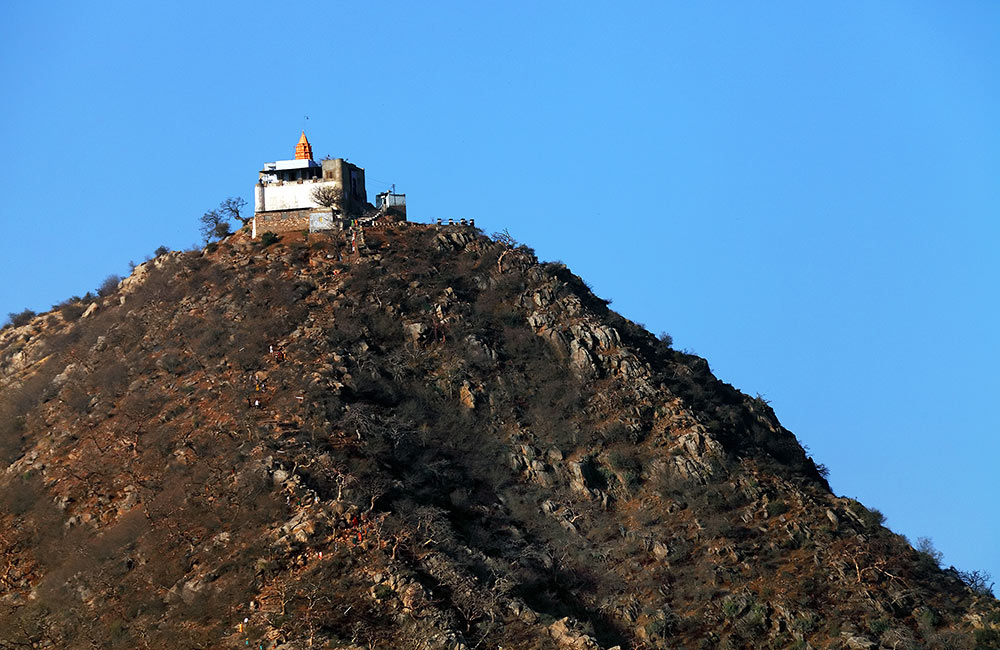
[253,132,370,234]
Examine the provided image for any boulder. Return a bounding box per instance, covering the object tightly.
[569,340,596,377]
[459,381,476,409]
[843,635,876,649]
[404,322,427,342]
[826,509,840,528]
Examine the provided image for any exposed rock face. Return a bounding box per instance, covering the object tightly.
[458,381,476,409]
[0,225,996,649]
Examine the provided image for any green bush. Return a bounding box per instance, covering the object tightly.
[97,274,122,298]
[854,503,886,530]
[55,298,85,322]
[867,616,891,636]
[608,450,641,474]
[916,536,943,568]
[722,597,743,619]
[915,607,939,633]
[766,500,789,517]
[609,450,643,493]
[5,308,36,328]
[974,628,1000,649]
[644,614,674,639]
[792,614,817,634]
[260,231,280,246]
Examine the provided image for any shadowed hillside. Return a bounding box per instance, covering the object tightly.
[1,224,997,649]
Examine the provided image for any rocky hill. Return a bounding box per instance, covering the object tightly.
[1,224,997,649]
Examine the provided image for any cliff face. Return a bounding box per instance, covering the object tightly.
[0,225,996,649]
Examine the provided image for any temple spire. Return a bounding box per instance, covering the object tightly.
[295,131,313,160]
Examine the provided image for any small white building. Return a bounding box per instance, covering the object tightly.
[376,191,406,210]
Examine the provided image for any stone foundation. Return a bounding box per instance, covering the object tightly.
[254,209,320,234]
[252,210,416,238]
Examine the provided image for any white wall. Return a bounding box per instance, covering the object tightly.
[255,180,338,212]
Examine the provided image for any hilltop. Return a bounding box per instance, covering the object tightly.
[0,224,997,649]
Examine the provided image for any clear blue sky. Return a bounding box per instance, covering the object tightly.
[2,2,997,587]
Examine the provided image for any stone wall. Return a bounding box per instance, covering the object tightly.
[254,209,313,234]
[321,159,367,216]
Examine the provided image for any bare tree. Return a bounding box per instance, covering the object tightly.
[957,568,995,596]
[343,405,376,440]
[331,464,357,502]
[200,197,249,242]
[365,476,390,512]
[492,229,519,272]
[311,185,340,216]
[199,209,230,242]
[96,274,122,298]
[219,196,250,226]
[294,579,331,648]
[491,229,517,247]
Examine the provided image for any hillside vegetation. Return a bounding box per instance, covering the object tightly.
[0,225,997,649]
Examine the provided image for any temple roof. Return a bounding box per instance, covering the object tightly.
[295,131,313,160]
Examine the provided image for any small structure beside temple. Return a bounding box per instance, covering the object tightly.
[375,189,406,219]
[253,132,372,234]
